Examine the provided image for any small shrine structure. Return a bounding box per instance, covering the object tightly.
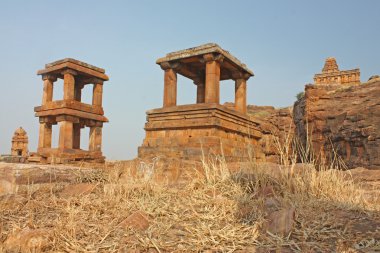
[34,58,109,163]
[138,43,263,161]
[11,127,29,157]
[314,57,360,85]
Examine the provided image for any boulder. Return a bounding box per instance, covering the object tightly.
[119,211,150,231]
[59,183,97,198]
[3,228,51,252]
[265,206,295,236]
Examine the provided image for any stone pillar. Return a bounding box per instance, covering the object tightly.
[58,121,73,149]
[203,54,223,104]
[62,69,77,100]
[194,74,205,103]
[38,122,52,149]
[75,80,84,102]
[92,79,103,106]
[73,123,81,149]
[233,72,250,114]
[160,62,180,108]
[42,74,56,105]
[89,126,102,152]
[235,79,247,114]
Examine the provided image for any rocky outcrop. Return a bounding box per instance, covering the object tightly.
[246,105,295,164]
[294,81,380,169]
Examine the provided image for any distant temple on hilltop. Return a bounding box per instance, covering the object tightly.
[11,127,28,157]
[314,57,360,85]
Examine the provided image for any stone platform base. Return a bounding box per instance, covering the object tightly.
[138,103,265,162]
[35,148,105,164]
[0,155,28,163]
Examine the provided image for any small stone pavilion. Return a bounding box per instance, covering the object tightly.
[138,43,263,161]
[11,127,29,157]
[314,57,360,85]
[34,58,109,163]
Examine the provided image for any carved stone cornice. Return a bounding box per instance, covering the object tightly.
[200,53,224,64]
[61,69,78,76]
[42,74,57,82]
[159,61,182,71]
[87,77,104,85]
[231,71,251,81]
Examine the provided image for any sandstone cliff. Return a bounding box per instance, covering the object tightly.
[245,105,295,164]
[294,80,380,169]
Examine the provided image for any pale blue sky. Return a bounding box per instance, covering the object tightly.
[0,0,379,160]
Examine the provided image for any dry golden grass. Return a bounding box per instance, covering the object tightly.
[1,153,379,252]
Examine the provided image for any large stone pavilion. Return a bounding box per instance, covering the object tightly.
[138,43,263,161]
[34,58,109,163]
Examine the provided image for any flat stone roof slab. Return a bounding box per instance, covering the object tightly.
[37,58,109,81]
[156,43,254,76]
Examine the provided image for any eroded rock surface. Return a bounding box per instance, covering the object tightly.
[294,81,380,169]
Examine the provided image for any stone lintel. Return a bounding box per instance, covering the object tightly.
[42,74,58,82]
[231,71,251,81]
[159,61,182,71]
[37,147,104,159]
[56,115,80,123]
[156,43,254,77]
[34,100,104,116]
[37,60,109,81]
[86,120,103,127]
[35,108,108,122]
[39,117,57,124]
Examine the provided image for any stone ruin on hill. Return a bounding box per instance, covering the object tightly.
[33,58,109,164]
[11,127,29,157]
[1,46,378,169]
[314,57,360,86]
[138,43,268,162]
[295,58,379,169]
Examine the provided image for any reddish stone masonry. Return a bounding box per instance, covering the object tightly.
[314,57,360,86]
[11,127,29,157]
[33,58,109,164]
[138,43,264,162]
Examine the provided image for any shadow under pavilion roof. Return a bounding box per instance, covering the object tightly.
[156,43,254,81]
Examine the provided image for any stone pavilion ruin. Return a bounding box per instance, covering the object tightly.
[11,127,29,157]
[34,58,109,164]
[138,43,263,161]
[314,57,360,85]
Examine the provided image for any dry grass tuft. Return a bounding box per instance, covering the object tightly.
[1,151,379,252]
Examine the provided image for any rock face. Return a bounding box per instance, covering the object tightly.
[294,81,380,169]
[246,105,295,164]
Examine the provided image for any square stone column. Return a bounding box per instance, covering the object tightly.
[62,69,77,100]
[73,123,81,149]
[42,75,56,105]
[75,80,83,102]
[235,78,247,114]
[194,74,205,103]
[38,122,52,149]
[160,62,179,108]
[92,79,103,106]
[89,126,102,152]
[58,121,73,149]
[203,54,223,104]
